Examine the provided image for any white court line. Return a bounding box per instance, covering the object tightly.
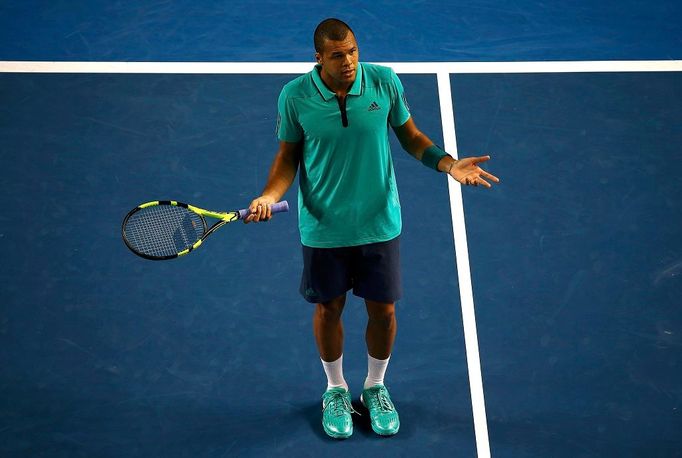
[437,71,490,458]
[1,60,681,74]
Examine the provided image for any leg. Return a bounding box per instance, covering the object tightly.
[365,299,396,359]
[362,299,400,436]
[313,293,347,362]
[353,237,401,359]
[315,294,355,439]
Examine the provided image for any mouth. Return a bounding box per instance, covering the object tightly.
[342,68,354,77]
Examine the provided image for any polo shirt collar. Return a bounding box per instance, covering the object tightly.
[312,63,363,101]
[348,63,363,96]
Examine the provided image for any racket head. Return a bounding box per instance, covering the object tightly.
[122,201,208,260]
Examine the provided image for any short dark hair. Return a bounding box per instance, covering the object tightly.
[314,18,354,53]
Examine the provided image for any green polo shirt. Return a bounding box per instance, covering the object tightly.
[276,63,411,248]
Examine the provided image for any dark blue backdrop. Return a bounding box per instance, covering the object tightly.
[1,0,681,62]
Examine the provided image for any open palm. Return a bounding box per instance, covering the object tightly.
[449,155,500,188]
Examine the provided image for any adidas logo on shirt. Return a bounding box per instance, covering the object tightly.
[368,101,381,111]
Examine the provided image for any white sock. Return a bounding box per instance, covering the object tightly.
[364,354,390,389]
[321,355,349,391]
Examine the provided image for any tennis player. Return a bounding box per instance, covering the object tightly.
[246,18,499,439]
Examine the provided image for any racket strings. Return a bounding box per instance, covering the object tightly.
[124,205,204,258]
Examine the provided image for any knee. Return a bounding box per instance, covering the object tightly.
[367,304,396,327]
[316,298,345,322]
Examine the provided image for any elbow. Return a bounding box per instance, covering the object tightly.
[405,131,427,158]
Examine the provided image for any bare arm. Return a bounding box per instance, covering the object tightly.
[245,140,301,223]
[392,117,500,187]
[392,117,455,172]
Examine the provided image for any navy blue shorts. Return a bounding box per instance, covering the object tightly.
[300,236,402,304]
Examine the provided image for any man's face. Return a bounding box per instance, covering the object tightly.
[315,32,359,87]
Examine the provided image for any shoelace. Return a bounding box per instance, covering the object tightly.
[324,391,359,417]
[367,388,394,412]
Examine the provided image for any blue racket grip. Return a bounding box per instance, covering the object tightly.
[238,200,289,220]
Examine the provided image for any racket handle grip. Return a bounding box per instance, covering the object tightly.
[238,200,289,220]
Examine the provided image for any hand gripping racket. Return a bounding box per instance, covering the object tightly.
[122,200,289,260]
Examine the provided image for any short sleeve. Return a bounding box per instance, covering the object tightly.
[388,70,411,128]
[276,89,303,142]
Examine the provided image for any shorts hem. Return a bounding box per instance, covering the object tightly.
[352,289,402,304]
[301,286,352,304]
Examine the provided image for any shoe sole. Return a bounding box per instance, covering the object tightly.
[374,427,399,436]
[323,424,352,439]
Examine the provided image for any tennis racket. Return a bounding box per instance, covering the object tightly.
[122,200,289,260]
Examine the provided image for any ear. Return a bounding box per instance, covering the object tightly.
[315,52,322,64]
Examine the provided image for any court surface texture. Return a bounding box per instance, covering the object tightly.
[1,2,681,457]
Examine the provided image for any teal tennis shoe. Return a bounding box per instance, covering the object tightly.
[361,384,400,436]
[322,387,356,439]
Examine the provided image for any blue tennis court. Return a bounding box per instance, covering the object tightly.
[1,2,681,457]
